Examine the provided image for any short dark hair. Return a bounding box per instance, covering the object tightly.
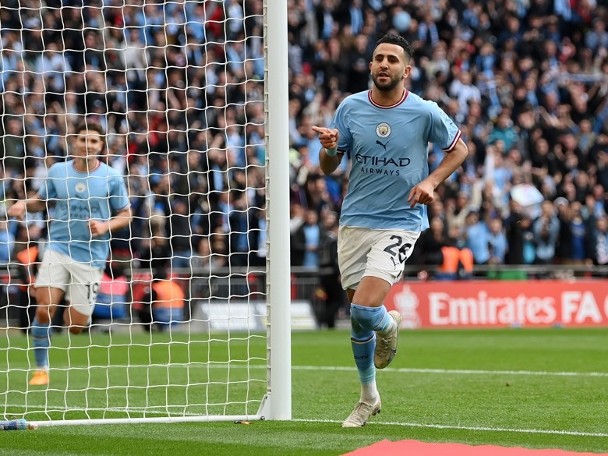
[375,33,413,62]
[74,120,106,137]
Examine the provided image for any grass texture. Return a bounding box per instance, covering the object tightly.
[1,327,608,455]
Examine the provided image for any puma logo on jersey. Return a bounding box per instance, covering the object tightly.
[376,140,388,151]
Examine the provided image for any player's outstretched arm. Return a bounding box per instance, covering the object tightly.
[312,125,343,175]
[109,207,132,232]
[408,138,468,208]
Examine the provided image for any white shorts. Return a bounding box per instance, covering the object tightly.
[35,249,104,317]
[338,226,420,290]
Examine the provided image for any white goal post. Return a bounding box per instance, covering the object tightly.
[0,0,291,425]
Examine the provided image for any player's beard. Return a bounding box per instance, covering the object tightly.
[371,73,403,92]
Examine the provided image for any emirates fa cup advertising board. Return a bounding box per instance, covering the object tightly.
[385,280,608,328]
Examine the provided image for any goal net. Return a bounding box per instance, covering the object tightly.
[0,0,291,425]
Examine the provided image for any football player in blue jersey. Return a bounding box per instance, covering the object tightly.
[9,121,132,386]
[313,33,468,427]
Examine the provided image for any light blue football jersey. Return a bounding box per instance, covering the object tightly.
[331,90,461,232]
[37,160,130,269]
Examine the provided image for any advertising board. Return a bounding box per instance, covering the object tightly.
[385,280,608,328]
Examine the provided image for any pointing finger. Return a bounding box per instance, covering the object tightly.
[407,187,415,201]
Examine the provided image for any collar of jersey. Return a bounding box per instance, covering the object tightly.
[368,89,408,109]
[71,159,101,174]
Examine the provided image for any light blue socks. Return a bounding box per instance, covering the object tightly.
[31,318,50,369]
[350,304,394,384]
[350,314,375,385]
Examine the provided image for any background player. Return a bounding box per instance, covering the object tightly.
[8,121,132,386]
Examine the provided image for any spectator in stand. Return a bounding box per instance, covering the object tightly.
[317,210,346,329]
[346,34,372,94]
[1,116,26,172]
[530,136,560,189]
[465,211,494,265]
[566,201,593,271]
[138,268,186,332]
[192,237,218,271]
[289,202,306,235]
[227,189,251,267]
[445,192,473,239]
[533,200,561,266]
[92,262,129,327]
[586,18,608,54]
[292,208,326,268]
[416,216,448,268]
[415,216,473,280]
[554,197,574,263]
[168,197,195,270]
[138,214,171,272]
[587,185,606,219]
[488,110,519,153]
[448,70,481,122]
[34,42,72,94]
[487,217,508,265]
[248,207,267,268]
[591,215,608,274]
[504,200,536,266]
[301,173,335,214]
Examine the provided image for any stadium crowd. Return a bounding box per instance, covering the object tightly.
[0,0,607,287]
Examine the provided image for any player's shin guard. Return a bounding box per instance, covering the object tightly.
[31,318,50,369]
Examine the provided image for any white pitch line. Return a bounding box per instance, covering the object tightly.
[294,418,608,438]
[5,364,608,378]
[292,365,608,377]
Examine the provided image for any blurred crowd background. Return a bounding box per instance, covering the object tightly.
[0,0,607,289]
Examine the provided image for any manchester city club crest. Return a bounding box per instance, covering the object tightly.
[75,182,87,193]
[376,122,391,138]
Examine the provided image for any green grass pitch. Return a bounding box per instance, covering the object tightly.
[2,327,608,455]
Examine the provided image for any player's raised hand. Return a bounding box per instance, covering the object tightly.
[312,126,339,151]
[407,180,435,208]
